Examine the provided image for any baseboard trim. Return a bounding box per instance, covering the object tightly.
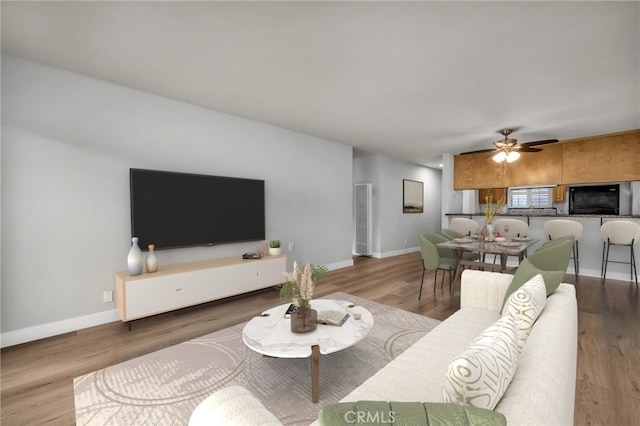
[1,309,120,348]
[327,259,355,271]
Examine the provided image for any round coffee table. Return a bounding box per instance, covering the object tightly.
[242,299,374,403]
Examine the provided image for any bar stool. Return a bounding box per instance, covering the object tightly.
[450,218,480,237]
[544,219,583,279]
[600,221,640,286]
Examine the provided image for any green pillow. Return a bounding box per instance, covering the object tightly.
[318,401,506,426]
[501,258,565,310]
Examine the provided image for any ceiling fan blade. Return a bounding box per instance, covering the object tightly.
[517,146,543,153]
[459,148,497,155]
[521,139,559,147]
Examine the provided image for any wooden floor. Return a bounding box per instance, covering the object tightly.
[1,252,638,425]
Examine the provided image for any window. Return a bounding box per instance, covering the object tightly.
[508,187,553,208]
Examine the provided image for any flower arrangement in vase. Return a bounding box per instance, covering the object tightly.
[280,262,328,333]
[483,191,505,241]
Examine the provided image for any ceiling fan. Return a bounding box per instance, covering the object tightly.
[460,129,558,163]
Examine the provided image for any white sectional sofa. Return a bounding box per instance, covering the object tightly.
[190,269,578,425]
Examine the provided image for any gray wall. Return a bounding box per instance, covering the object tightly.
[1,55,354,345]
[354,154,442,257]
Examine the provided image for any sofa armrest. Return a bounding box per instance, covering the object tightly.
[460,270,514,313]
[189,386,282,426]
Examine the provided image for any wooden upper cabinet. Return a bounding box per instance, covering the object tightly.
[553,185,566,202]
[479,188,507,204]
[562,130,640,184]
[454,129,640,190]
[502,143,563,187]
[454,143,563,190]
[453,153,505,189]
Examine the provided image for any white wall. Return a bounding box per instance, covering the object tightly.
[354,154,442,258]
[1,55,353,346]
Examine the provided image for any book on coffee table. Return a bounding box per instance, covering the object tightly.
[317,310,350,326]
[284,304,298,318]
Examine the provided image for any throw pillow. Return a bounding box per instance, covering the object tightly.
[501,273,547,351]
[441,316,520,411]
[501,258,565,310]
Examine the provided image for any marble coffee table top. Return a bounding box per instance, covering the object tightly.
[242,299,374,359]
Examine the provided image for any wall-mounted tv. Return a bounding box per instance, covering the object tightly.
[569,184,619,215]
[130,168,265,250]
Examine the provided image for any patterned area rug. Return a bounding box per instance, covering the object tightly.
[74,292,440,425]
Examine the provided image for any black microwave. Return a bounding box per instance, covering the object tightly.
[569,184,619,215]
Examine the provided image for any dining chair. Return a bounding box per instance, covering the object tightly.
[418,232,457,299]
[600,221,640,286]
[450,218,480,237]
[491,218,529,265]
[493,218,529,239]
[440,229,480,263]
[543,219,583,279]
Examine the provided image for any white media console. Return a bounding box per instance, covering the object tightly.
[115,254,287,326]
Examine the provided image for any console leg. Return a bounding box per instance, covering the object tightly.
[311,345,320,403]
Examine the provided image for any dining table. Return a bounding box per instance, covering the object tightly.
[435,236,540,300]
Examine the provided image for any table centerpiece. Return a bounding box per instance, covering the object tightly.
[280,262,328,333]
[483,191,505,242]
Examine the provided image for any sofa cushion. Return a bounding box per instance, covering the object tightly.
[501,274,547,350]
[495,284,578,426]
[501,258,565,309]
[441,315,520,410]
[318,401,506,426]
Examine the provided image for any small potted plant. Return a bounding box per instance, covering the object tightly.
[268,240,282,256]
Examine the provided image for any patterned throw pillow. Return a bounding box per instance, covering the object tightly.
[441,316,520,410]
[501,273,547,351]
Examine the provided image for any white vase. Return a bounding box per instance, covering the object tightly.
[145,244,158,273]
[485,223,495,242]
[127,237,144,276]
[268,247,282,256]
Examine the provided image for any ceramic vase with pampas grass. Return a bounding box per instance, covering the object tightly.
[280,262,328,333]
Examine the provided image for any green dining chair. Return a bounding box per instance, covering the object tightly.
[440,229,480,262]
[418,232,457,300]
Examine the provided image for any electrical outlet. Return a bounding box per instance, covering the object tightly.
[288,242,295,252]
[103,290,114,303]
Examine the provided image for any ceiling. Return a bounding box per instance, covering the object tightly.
[2,1,639,168]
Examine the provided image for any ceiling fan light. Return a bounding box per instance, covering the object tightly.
[506,151,521,162]
[493,151,507,162]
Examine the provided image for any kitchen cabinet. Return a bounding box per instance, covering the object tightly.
[454,154,505,189]
[562,130,640,184]
[553,185,566,202]
[479,188,507,204]
[454,144,562,190]
[454,129,640,190]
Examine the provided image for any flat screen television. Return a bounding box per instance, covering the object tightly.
[130,168,265,250]
[569,184,619,215]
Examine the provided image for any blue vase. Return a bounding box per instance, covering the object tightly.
[127,237,144,276]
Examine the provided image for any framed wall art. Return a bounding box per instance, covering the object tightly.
[403,179,423,213]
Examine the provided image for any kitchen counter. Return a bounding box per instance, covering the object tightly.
[444,214,640,282]
[447,212,640,219]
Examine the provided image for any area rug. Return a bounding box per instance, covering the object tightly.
[74,292,441,425]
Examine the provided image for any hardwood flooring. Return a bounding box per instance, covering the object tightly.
[1,252,638,425]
